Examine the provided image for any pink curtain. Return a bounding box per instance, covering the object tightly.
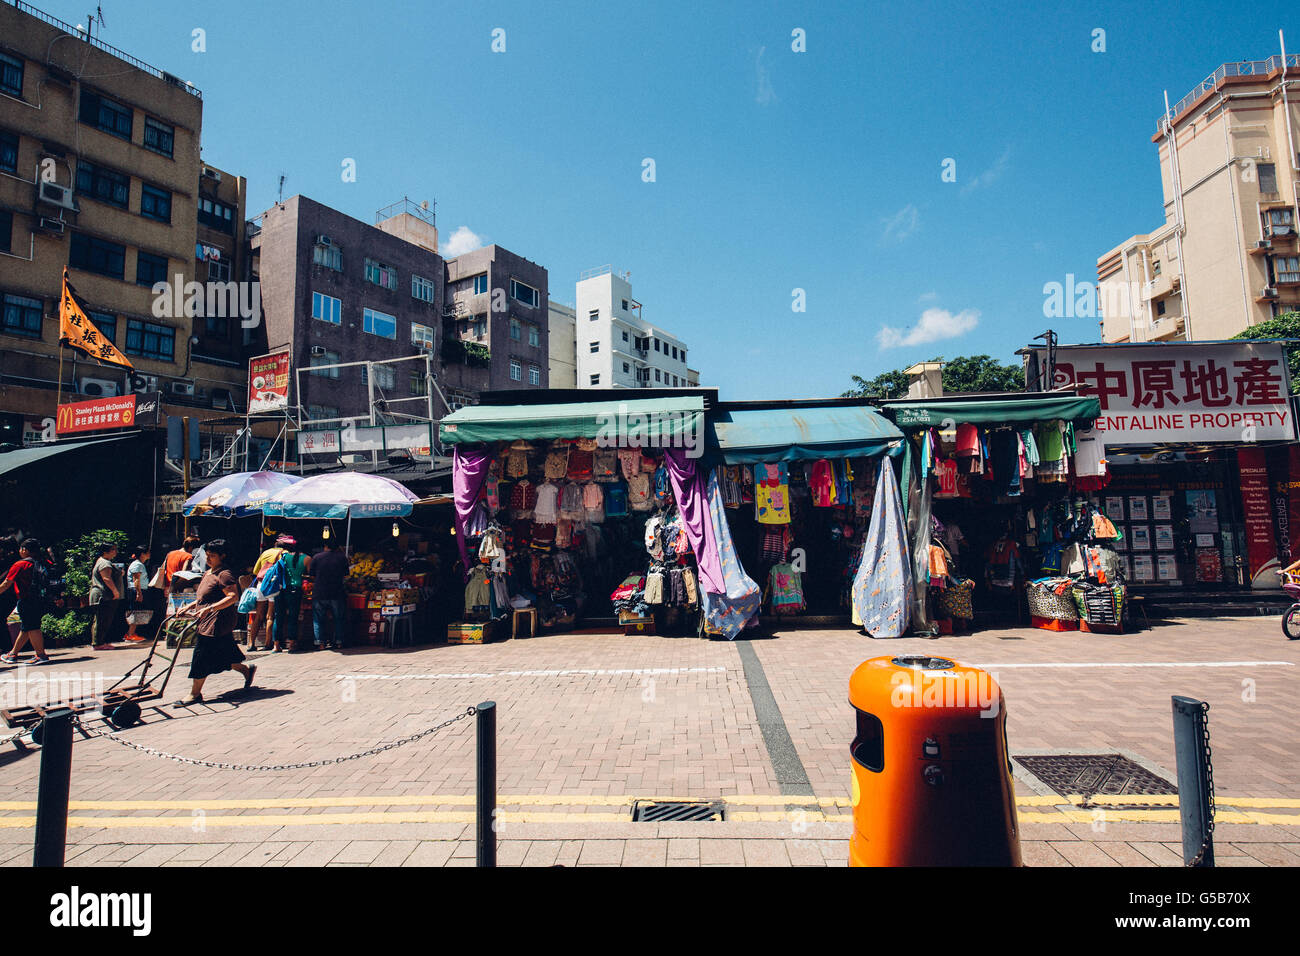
[452,446,491,577]
[663,449,725,594]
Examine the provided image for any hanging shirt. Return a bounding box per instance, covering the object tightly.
[566,449,594,482]
[810,459,836,507]
[604,481,629,517]
[543,448,569,479]
[934,459,959,498]
[534,482,560,524]
[506,441,531,477]
[617,449,642,479]
[485,475,501,512]
[955,423,980,456]
[582,482,605,523]
[1036,420,1065,463]
[1073,429,1107,477]
[593,449,619,481]
[559,481,585,519]
[508,479,537,517]
[718,467,743,507]
[755,462,791,524]
[627,473,653,511]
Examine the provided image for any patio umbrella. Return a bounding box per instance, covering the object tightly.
[182,471,304,518]
[261,472,420,553]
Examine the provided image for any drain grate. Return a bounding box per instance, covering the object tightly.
[631,800,725,823]
[1015,753,1177,800]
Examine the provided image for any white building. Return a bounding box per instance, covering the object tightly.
[547,300,577,388]
[574,267,692,389]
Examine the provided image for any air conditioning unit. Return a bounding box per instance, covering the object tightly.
[130,374,159,394]
[201,166,222,183]
[37,217,65,235]
[316,235,333,247]
[1262,287,1279,299]
[38,182,78,212]
[79,377,120,397]
[168,381,196,397]
[310,345,327,356]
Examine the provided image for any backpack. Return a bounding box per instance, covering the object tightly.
[237,586,260,614]
[26,561,49,604]
[258,559,286,599]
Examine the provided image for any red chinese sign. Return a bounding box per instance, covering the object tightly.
[1033,344,1294,444]
[248,349,291,414]
[55,395,138,435]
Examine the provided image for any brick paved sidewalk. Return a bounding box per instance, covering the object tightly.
[1,616,1296,866]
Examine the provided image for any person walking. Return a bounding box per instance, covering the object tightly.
[123,545,153,642]
[0,538,51,665]
[248,536,289,650]
[88,542,123,650]
[309,539,350,649]
[175,539,254,706]
[271,538,309,652]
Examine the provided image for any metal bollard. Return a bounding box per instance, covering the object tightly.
[33,708,75,868]
[476,700,496,868]
[1171,695,1214,867]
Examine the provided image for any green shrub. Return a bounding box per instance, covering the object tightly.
[58,529,130,603]
[41,609,92,647]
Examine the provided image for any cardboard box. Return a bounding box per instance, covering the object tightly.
[448,620,496,644]
[383,589,402,606]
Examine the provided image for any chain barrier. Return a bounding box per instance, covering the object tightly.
[69,706,476,772]
[1188,699,1215,867]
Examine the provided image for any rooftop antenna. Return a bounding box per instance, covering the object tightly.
[277,174,286,205]
[86,4,106,40]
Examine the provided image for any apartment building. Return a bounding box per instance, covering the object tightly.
[0,0,255,442]
[547,299,576,388]
[1098,52,1300,343]
[443,244,549,391]
[574,267,692,389]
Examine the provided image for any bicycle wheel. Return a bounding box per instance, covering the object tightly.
[1283,605,1300,640]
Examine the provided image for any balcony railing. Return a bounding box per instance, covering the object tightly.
[1157,54,1298,133]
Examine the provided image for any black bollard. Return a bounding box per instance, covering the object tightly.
[33,708,75,868]
[477,700,496,868]
[1171,695,1214,867]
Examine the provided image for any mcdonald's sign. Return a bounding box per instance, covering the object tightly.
[55,395,139,435]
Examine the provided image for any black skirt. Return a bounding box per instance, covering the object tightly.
[188,630,245,680]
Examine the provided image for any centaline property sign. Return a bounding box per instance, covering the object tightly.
[1033,343,1295,445]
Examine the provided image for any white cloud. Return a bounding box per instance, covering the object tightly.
[880,204,919,244]
[877,307,980,349]
[442,225,486,257]
[755,46,776,105]
[917,291,938,303]
[961,145,1012,194]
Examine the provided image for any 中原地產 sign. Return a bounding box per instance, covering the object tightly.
[1032,343,1295,445]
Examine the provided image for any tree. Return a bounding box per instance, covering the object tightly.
[1232,311,1300,391]
[842,354,1024,398]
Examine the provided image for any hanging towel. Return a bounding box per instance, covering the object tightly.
[851,458,913,637]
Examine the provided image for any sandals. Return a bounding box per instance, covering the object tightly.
[173,695,203,707]
[243,665,257,690]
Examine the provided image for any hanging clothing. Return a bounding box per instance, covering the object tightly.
[558,481,584,520]
[505,441,531,478]
[582,482,605,523]
[718,466,743,507]
[955,424,980,456]
[768,563,806,613]
[508,479,537,518]
[604,481,629,517]
[566,448,594,482]
[593,449,619,481]
[699,470,762,639]
[627,473,653,511]
[618,449,642,479]
[851,457,912,638]
[810,459,836,507]
[534,482,560,524]
[543,447,569,479]
[754,462,791,524]
[1073,428,1107,477]
[1035,420,1065,463]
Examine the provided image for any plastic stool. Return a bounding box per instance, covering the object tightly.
[511,607,539,639]
[387,614,414,648]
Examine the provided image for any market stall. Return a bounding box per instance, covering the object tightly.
[879,393,1117,634]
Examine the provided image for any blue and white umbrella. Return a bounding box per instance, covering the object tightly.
[182,471,303,518]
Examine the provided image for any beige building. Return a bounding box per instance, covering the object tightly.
[1098,53,1300,343]
[547,299,576,387]
[0,1,248,438]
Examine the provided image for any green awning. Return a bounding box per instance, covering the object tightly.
[438,396,705,447]
[883,395,1101,429]
[707,404,904,464]
[0,436,136,478]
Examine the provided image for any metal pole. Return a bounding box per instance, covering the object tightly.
[182,416,192,537]
[1172,695,1214,867]
[33,708,74,867]
[476,700,496,868]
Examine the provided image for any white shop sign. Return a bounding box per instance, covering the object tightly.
[341,423,433,453]
[1032,343,1295,445]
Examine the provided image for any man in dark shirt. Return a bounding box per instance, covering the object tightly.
[309,541,350,649]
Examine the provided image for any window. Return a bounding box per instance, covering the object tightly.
[410,372,427,396]
[654,369,661,382]
[309,350,341,378]
[1268,208,1295,235]
[140,183,172,223]
[0,129,16,174]
[472,314,487,337]
[312,291,342,325]
[622,330,628,342]
[0,52,23,98]
[654,339,660,352]
[1151,260,1161,276]
[510,360,522,382]
[307,404,339,421]
[1277,256,1300,284]
[411,322,436,350]
[313,243,342,271]
[590,374,600,386]
[362,307,397,339]
[0,209,11,253]
[412,274,436,303]
[198,198,234,234]
[205,314,229,338]
[510,319,521,341]
[69,232,125,279]
[589,341,599,353]
[528,365,540,386]
[1258,163,1278,194]
[672,376,679,386]
[510,278,539,308]
[622,362,630,373]
[75,160,130,208]
[2,293,41,338]
[473,274,488,295]
[87,310,116,344]
[621,299,628,311]
[529,324,540,347]
[1156,300,1167,316]
[79,90,132,140]
[589,309,599,321]
[362,364,397,389]
[136,251,168,287]
[671,346,678,360]
[142,116,174,158]
[681,349,687,364]
[124,319,175,361]
[364,258,398,291]
[207,259,231,282]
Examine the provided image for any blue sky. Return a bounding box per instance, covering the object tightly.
[40,0,1300,398]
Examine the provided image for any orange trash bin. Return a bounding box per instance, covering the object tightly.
[848,654,1021,866]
